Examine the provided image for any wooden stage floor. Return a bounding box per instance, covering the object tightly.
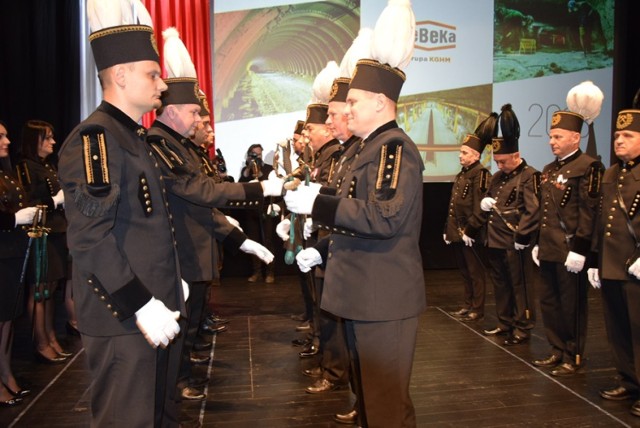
[1,269,639,427]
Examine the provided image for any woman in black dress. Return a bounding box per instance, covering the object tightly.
[18,120,69,363]
[0,120,37,406]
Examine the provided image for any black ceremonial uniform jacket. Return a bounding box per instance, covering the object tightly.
[58,101,184,336]
[147,121,256,283]
[596,158,640,281]
[485,159,541,249]
[444,161,491,242]
[16,157,66,233]
[0,169,29,258]
[312,121,426,321]
[311,139,342,186]
[329,135,361,190]
[538,150,602,263]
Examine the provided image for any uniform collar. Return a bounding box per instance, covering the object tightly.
[461,160,480,173]
[619,155,640,170]
[556,149,581,167]
[502,159,528,179]
[98,101,147,140]
[151,120,189,146]
[363,120,398,144]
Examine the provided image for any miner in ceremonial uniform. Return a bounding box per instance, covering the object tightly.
[285,1,426,425]
[588,106,640,416]
[481,104,541,346]
[57,2,183,425]
[147,27,275,406]
[531,81,604,377]
[444,114,496,323]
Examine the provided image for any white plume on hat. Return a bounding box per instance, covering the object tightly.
[311,61,340,104]
[566,81,604,124]
[163,27,197,79]
[339,28,373,77]
[87,0,152,32]
[370,0,415,70]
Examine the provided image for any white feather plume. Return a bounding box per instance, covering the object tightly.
[339,28,374,78]
[311,61,340,104]
[87,0,123,32]
[163,27,197,79]
[371,0,415,70]
[566,81,604,124]
[120,0,154,26]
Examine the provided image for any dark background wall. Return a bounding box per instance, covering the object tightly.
[0,0,638,273]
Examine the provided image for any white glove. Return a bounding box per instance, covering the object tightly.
[531,245,540,267]
[284,182,321,215]
[181,279,189,302]
[462,234,475,247]
[224,215,243,232]
[267,203,281,216]
[239,239,274,264]
[14,206,38,226]
[443,234,451,245]
[303,217,315,240]
[276,218,291,241]
[261,170,284,197]
[480,197,496,212]
[135,298,181,348]
[296,247,322,273]
[514,242,529,251]
[628,257,640,280]
[587,268,601,289]
[564,251,586,273]
[52,189,64,208]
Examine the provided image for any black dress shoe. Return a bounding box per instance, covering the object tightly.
[291,313,307,322]
[55,348,74,358]
[34,350,68,364]
[207,314,229,325]
[181,386,206,401]
[200,323,227,335]
[334,409,358,425]
[303,366,323,378]
[295,321,311,332]
[305,378,346,394]
[460,312,484,322]
[550,362,580,377]
[291,338,311,347]
[631,400,640,417]
[600,386,635,401]
[483,326,510,336]
[188,376,210,388]
[503,335,529,346]
[0,397,22,407]
[190,353,211,365]
[532,354,561,368]
[298,344,319,358]
[449,308,470,317]
[193,340,212,352]
[4,384,31,398]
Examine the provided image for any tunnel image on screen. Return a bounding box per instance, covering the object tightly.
[213,1,360,123]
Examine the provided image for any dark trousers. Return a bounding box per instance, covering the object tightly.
[83,333,178,427]
[177,280,209,389]
[486,247,535,337]
[601,279,640,393]
[452,242,486,315]
[315,277,349,384]
[539,261,588,363]
[346,317,419,428]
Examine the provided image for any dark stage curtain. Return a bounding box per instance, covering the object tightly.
[142,0,212,129]
[0,0,80,166]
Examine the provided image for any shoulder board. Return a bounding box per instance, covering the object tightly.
[587,161,603,197]
[80,125,110,187]
[147,135,186,173]
[15,160,31,187]
[376,140,403,192]
[479,169,490,193]
[533,171,541,197]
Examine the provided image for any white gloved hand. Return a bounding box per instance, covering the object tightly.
[296,247,323,273]
[181,279,189,302]
[261,170,284,197]
[52,189,64,208]
[480,197,497,212]
[564,251,586,273]
[266,203,281,216]
[276,218,291,241]
[514,242,529,251]
[531,245,540,267]
[303,217,315,240]
[135,297,181,348]
[14,206,38,226]
[284,182,321,215]
[239,239,274,264]
[225,215,243,232]
[462,234,475,247]
[587,268,601,289]
[443,234,451,245]
[628,257,640,280]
